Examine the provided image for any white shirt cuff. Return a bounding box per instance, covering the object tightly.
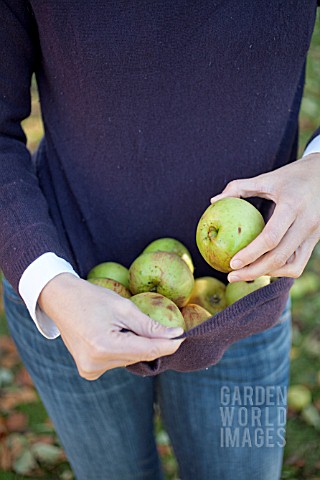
[19,252,79,339]
[303,134,320,157]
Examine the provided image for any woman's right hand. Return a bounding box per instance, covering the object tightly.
[38,273,184,380]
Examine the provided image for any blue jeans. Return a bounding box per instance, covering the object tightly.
[2,277,291,480]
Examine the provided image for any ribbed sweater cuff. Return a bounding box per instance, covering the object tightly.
[0,222,74,293]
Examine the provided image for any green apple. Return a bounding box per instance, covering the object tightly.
[143,237,194,273]
[181,304,212,331]
[88,277,131,298]
[87,262,129,289]
[196,198,265,273]
[131,292,186,330]
[225,276,270,305]
[129,251,194,307]
[287,385,312,412]
[189,277,227,315]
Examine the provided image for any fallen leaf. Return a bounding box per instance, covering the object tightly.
[13,448,37,475]
[30,434,55,445]
[0,367,14,387]
[294,458,305,468]
[285,453,306,467]
[7,432,28,459]
[157,444,172,456]
[6,411,28,432]
[156,430,170,444]
[44,418,54,428]
[0,387,38,411]
[302,404,320,430]
[0,351,21,369]
[0,335,16,354]
[0,416,8,438]
[15,367,34,387]
[31,442,64,465]
[0,441,12,471]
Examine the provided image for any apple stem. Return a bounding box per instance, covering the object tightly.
[210,294,220,305]
[208,227,218,240]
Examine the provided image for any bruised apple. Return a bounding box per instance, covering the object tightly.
[196,198,265,273]
[129,252,194,307]
[143,237,194,273]
[225,276,270,305]
[131,292,186,330]
[181,304,211,331]
[88,277,131,298]
[189,277,227,315]
[87,262,130,289]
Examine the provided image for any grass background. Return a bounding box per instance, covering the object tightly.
[1,12,320,479]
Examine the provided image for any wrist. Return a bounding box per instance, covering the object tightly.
[38,272,82,314]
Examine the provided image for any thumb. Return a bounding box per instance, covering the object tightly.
[121,304,185,340]
[210,175,273,204]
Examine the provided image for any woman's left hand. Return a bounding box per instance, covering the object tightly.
[210,153,320,283]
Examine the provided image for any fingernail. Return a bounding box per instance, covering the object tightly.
[231,259,243,269]
[167,327,184,337]
[228,274,240,283]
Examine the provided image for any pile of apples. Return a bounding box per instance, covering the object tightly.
[87,198,270,331]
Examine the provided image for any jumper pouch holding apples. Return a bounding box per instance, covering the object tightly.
[126,276,293,376]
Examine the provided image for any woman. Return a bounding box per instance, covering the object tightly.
[1,1,319,478]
